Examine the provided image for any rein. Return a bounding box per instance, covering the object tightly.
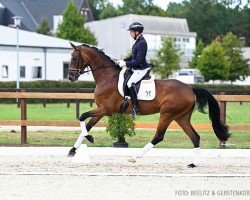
[69,65,116,75]
[69,48,118,75]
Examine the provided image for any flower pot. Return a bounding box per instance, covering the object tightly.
[113,141,128,148]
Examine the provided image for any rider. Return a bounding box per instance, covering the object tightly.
[118,22,151,116]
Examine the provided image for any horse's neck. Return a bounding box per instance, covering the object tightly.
[88,53,119,87]
[93,65,119,87]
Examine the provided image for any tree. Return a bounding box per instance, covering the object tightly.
[119,0,146,15]
[197,40,230,82]
[89,0,113,20]
[56,0,97,45]
[90,0,168,20]
[99,3,120,19]
[106,113,135,147]
[118,0,167,17]
[36,18,51,35]
[167,0,231,44]
[230,5,250,46]
[142,2,168,17]
[189,39,204,68]
[167,0,250,45]
[151,37,182,79]
[220,32,249,82]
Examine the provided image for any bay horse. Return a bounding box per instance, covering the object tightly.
[67,42,230,167]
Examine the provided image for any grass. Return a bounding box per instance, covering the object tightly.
[0,102,249,124]
[0,102,249,148]
[0,130,249,149]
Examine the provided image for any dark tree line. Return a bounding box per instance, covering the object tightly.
[167,0,250,45]
[89,0,250,46]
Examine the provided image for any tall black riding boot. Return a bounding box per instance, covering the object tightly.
[129,84,139,116]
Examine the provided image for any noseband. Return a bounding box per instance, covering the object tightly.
[68,50,89,75]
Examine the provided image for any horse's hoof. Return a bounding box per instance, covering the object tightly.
[128,158,136,163]
[67,147,76,157]
[188,163,197,168]
[86,135,94,143]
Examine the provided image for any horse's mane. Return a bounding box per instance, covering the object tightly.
[81,44,116,66]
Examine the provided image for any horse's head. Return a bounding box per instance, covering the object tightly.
[68,42,90,82]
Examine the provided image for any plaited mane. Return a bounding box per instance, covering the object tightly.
[81,44,116,65]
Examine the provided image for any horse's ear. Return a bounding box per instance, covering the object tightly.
[69,42,77,50]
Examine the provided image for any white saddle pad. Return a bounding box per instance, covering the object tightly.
[118,67,156,100]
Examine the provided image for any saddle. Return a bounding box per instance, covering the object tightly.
[118,67,156,101]
[122,69,151,96]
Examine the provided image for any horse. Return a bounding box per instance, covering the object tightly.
[67,42,230,167]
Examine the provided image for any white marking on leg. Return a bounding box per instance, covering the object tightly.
[80,121,88,136]
[129,142,154,163]
[192,147,201,166]
[74,121,88,149]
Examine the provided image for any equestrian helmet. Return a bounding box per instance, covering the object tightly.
[127,22,144,33]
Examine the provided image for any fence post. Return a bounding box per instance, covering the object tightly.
[43,100,47,108]
[219,92,226,124]
[219,92,226,148]
[20,95,27,144]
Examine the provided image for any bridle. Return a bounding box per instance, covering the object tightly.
[68,49,117,76]
[68,49,90,75]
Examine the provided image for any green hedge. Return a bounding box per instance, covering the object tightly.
[0,81,249,90]
[0,80,95,89]
[190,84,250,94]
[191,83,250,90]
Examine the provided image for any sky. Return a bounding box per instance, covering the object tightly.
[109,0,184,10]
[109,0,249,9]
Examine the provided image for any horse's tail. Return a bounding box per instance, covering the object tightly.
[192,88,230,141]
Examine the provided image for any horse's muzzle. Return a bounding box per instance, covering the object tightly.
[68,76,74,82]
[68,72,79,82]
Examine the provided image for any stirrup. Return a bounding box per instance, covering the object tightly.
[119,98,129,114]
[131,106,139,117]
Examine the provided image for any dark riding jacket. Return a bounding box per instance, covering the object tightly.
[124,36,150,70]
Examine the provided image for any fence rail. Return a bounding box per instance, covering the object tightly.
[0,92,250,144]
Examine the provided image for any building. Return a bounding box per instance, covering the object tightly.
[86,14,197,67]
[0,0,93,33]
[234,47,250,85]
[0,25,94,82]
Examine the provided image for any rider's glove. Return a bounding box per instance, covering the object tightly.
[117,60,126,68]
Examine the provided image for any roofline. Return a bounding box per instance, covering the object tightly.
[0,44,72,50]
[86,13,188,24]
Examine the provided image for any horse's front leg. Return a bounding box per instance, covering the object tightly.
[67,107,106,157]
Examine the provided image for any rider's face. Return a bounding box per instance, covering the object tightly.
[130,31,137,39]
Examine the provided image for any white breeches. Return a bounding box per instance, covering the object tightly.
[127,68,150,88]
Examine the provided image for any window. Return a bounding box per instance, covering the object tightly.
[32,66,42,78]
[63,63,69,79]
[20,66,25,78]
[2,65,8,78]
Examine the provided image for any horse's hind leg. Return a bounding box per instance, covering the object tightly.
[128,113,172,163]
[176,108,201,168]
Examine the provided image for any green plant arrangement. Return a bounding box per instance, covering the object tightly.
[106,113,135,147]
